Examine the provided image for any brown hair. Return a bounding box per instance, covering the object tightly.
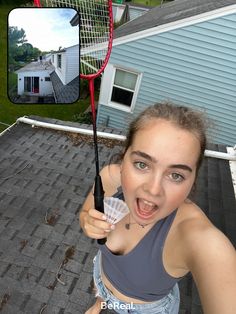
[117,102,208,176]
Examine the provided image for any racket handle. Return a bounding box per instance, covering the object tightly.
[98,237,107,245]
[94,175,107,245]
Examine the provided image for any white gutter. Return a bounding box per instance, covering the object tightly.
[0,121,10,126]
[227,147,236,198]
[16,116,126,141]
[16,116,236,161]
[0,122,17,137]
[204,148,236,161]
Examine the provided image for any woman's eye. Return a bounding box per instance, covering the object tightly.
[170,173,185,182]
[134,161,148,170]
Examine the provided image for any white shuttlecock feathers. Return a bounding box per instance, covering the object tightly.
[104,197,130,225]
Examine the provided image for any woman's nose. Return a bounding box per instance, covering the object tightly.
[143,174,164,197]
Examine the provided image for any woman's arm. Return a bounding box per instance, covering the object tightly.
[185,223,236,314]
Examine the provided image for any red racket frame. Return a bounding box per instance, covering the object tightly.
[34,0,114,245]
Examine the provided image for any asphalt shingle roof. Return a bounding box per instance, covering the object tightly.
[114,0,236,38]
[0,117,235,313]
[50,72,79,104]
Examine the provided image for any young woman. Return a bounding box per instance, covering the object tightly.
[79,103,236,314]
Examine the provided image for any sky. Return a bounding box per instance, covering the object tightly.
[8,8,79,52]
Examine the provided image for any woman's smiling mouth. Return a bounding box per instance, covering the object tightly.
[135,198,159,220]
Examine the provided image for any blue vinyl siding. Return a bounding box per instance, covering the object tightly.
[98,13,236,145]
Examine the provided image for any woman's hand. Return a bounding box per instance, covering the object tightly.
[80,208,115,239]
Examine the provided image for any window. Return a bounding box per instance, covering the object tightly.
[52,55,54,63]
[111,69,138,108]
[45,77,50,81]
[24,77,39,93]
[57,54,62,69]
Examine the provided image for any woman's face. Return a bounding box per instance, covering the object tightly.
[120,119,201,225]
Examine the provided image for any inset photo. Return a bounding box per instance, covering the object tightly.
[8,7,79,104]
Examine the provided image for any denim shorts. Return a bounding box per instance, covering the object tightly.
[93,251,180,314]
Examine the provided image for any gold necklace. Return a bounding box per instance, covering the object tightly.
[125,214,147,230]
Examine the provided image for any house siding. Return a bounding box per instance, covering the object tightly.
[53,52,67,85]
[98,13,236,145]
[17,70,53,96]
[51,45,79,85]
[65,45,79,84]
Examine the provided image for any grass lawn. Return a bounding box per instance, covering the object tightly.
[8,72,17,100]
[0,4,89,133]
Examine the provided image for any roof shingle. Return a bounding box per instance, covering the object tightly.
[114,0,236,38]
[0,117,235,313]
[50,71,79,104]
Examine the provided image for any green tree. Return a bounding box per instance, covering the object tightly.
[8,26,27,47]
[0,0,32,5]
[8,26,41,70]
[8,26,27,70]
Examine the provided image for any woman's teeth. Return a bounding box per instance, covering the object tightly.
[137,199,158,217]
[142,200,156,210]
[140,199,157,210]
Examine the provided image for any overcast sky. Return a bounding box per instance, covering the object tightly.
[8,8,79,51]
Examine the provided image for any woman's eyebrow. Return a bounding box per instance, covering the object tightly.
[131,151,193,172]
[169,164,193,173]
[131,151,157,163]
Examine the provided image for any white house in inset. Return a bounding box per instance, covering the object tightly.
[16,61,54,97]
[51,44,79,85]
[15,43,80,103]
[49,44,80,103]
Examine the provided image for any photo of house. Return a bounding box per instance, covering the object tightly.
[50,44,80,103]
[15,44,80,103]
[8,8,79,104]
[97,0,236,146]
[15,56,55,102]
[0,2,235,313]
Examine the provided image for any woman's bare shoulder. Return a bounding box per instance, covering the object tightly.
[177,200,235,262]
[177,200,211,229]
[177,202,236,313]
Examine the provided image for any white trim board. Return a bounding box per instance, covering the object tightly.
[227,146,236,200]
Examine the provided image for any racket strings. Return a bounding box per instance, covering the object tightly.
[43,0,79,8]
[39,0,111,76]
[80,1,111,76]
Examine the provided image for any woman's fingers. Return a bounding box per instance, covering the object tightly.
[83,208,115,239]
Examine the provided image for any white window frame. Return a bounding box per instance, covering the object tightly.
[100,65,142,113]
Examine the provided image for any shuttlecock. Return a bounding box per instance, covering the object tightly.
[104,197,129,225]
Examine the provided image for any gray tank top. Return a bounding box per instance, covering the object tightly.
[99,188,182,301]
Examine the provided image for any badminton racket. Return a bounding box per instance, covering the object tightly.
[33,0,41,6]
[34,1,113,245]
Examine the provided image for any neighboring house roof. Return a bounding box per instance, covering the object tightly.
[52,49,66,53]
[50,71,79,104]
[15,61,54,73]
[0,117,235,313]
[52,44,79,55]
[122,1,152,10]
[114,0,236,39]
